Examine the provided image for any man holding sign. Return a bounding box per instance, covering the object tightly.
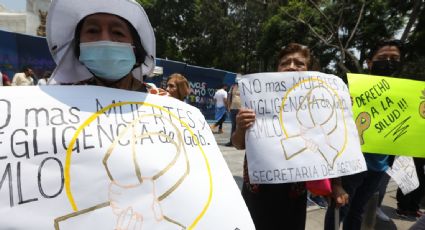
[348,40,425,221]
[325,40,408,230]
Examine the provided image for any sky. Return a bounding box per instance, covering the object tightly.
[0,0,25,11]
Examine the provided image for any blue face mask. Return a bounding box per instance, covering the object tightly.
[79,41,136,81]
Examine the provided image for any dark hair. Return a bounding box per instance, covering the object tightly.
[277,43,311,70]
[42,71,52,79]
[367,39,404,60]
[21,65,32,72]
[167,73,191,101]
[73,14,147,67]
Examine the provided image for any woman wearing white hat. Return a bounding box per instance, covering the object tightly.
[47,0,157,92]
[47,1,181,229]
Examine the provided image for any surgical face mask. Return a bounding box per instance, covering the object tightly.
[79,41,136,80]
[370,60,401,77]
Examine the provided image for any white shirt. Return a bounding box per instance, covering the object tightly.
[12,73,34,86]
[0,71,3,86]
[213,88,227,108]
[37,79,48,85]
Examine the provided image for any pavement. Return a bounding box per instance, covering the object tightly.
[211,122,421,230]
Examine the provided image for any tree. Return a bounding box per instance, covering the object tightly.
[138,0,198,60]
[402,1,425,80]
[259,0,412,75]
[136,0,423,77]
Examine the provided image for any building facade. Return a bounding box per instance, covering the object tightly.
[0,0,50,36]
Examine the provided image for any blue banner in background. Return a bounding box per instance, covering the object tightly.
[0,29,236,120]
[153,58,236,120]
[0,29,56,80]
[0,30,20,78]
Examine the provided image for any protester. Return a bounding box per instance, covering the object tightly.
[44,0,165,226]
[210,84,228,134]
[46,0,156,92]
[0,70,11,86]
[166,73,191,101]
[232,43,316,229]
[225,75,242,146]
[12,66,35,86]
[324,39,404,230]
[37,71,52,85]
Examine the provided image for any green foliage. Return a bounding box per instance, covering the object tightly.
[258,0,410,75]
[403,4,425,80]
[258,0,328,71]
[136,0,423,78]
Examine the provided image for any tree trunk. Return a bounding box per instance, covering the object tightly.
[401,0,423,42]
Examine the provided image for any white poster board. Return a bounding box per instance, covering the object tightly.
[239,72,367,184]
[0,86,254,230]
[386,156,419,195]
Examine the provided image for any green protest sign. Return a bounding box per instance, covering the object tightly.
[348,73,425,157]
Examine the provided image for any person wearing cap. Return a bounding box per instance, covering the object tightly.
[45,0,177,229]
[46,0,156,92]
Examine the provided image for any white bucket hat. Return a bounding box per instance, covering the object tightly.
[47,0,156,84]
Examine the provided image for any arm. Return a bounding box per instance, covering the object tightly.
[231,108,256,150]
[330,177,349,208]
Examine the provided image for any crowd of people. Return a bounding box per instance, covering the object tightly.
[0,0,423,229]
[0,66,51,86]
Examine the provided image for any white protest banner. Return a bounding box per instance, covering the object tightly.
[0,86,254,230]
[239,71,367,184]
[386,156,419,195]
